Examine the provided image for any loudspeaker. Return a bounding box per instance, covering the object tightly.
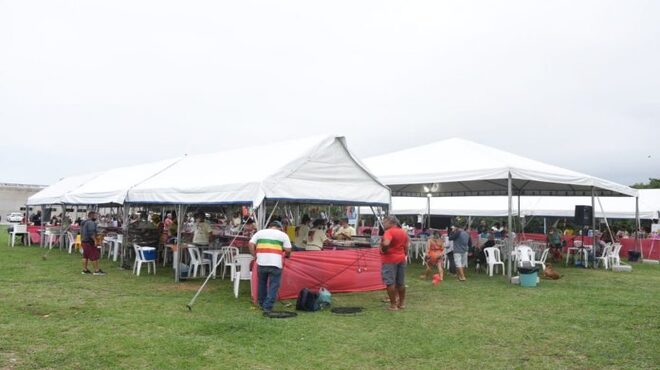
[574,205,593,225]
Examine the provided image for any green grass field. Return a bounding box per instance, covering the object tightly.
[1,227,658,369]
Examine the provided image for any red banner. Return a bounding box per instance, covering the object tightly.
[251,248,385,302]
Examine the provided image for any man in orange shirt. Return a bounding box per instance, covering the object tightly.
[380,216,409,311]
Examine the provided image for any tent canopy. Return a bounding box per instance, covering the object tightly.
[60,158,183,205]
[30,136,390,208]
[128,136,389,207]
[363,190,659,219]
[27,172,103,206]
[364,138,637,197]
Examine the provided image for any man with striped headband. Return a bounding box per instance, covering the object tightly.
[249,220,293,312]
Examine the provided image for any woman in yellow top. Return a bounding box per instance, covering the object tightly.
[421,231,445,281]
[306,219,328,251]
[294,215,311,250]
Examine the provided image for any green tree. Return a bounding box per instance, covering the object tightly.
[631,178,660,189]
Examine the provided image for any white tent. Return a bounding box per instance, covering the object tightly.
[61,158,183,205]
[364,137,639,276]
[27,159,183,206]
[364,138,637,197]
[28,136,389,208]
[127,136,390,207]
[27,172,104,205]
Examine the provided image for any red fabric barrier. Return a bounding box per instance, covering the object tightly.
[251,248,385,302]
[520,233,660,259]
[27,226,42,244]
[620,238,660,260]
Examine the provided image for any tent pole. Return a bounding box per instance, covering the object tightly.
[507,172,513,279]
[543,217,547,235]
[40,205,46,247]
[264,201,280,229]
[596,195,615,245]
[60,204,67,249]
[427,195,431,230]
[174,204,185,283]
[517,193,521,235]
[121,203,129,268]
[636,196,642,259]
[591,187,596,267]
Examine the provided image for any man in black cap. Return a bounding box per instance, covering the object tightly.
[248,220,293,312]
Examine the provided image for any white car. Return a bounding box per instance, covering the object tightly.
[7,212,23,223]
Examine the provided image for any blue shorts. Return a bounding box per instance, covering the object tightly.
[381,262,406,286]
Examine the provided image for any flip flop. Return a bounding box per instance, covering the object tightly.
[387,306,399,311]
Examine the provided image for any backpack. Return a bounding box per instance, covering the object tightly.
[296,288,320,312]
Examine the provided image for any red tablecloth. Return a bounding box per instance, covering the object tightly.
[251,248,385,302]
[27,226,43,244]
[620,238,659,260]
[519,233,660,259]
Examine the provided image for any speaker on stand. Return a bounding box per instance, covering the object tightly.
[574,205,593,267]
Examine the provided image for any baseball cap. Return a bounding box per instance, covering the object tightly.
[269,220,284,229]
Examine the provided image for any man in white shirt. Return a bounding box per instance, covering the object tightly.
[249,221,292,312]
[334,218,356,240]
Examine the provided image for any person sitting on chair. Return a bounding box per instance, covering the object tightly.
[306,219,329,251]
[334,218,356,240]
[421,231,445,281]
[547,227,563,262]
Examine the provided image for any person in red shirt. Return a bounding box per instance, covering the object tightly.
[380,216,409,311]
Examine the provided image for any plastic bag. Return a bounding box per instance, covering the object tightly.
[316,287,332,309]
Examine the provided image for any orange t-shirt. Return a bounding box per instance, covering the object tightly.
[381,227,408,264]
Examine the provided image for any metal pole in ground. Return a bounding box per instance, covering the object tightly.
[591,187,596,268]
[507,172,513,280]
[636,196,642,259]
[175,204,185,283]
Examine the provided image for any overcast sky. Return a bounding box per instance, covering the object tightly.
[1,0,658,187]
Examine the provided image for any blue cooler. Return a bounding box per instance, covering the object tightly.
[141,247,156,261]
[518,266,539,288]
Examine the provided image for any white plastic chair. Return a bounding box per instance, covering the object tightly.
[44,228,59,249]
[188,246,211,278]
[515,245,535,267]
[221,247,240,281]
[113,235,123,262]
[535,248,550,271]
[9,224,30,247]
[608,243,622,268]
[102,236,114,259]
[233,255,254,298]
[596,244,613,270]
[133,244,157,276]
[483,247,505,277]
[66,231,77,254]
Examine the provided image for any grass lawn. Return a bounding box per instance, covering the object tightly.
[1,227,658,369]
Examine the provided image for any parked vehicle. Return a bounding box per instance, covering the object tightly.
[7,212,23,223]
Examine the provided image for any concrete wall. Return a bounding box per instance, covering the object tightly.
[0,183,44,224]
